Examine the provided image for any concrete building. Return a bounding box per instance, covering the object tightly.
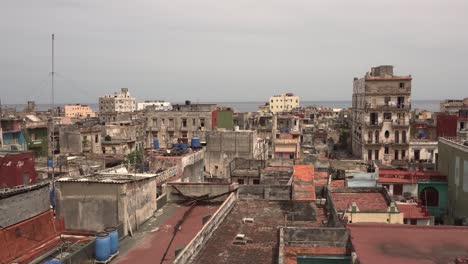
[55,168,176,235]
[59,125,102,154]
[63,104,96,119]
[439,137,468,225]
[0,151,37,188]
[440,99,464,114]
[351,65,412,165]
[269,93,300,113]
[1,117,26,151]
[146,102,217,149]
[137,100,172,111]
[99,88,136,114]
[205,130,268,178]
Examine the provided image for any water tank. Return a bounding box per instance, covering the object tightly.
[234,126,240,131]
[178,143,187,151]
[95,232,111,261]
[185,100,191,105]
[153,139,159,150]
[191,137,201,148]
[44,260,62,264]
[104,227,119,255]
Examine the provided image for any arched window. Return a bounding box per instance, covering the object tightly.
[395,131,400,143]
[402,130,407,143]
[384,130,390,138]
[420,187,439,207]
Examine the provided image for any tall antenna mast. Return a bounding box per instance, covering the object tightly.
[50,33,55,179]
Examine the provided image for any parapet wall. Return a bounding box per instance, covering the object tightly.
[164,182,233,202]
[238,185,291,200]
[173,192,237,264]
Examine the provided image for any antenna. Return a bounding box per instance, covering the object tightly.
[50,33,55,180]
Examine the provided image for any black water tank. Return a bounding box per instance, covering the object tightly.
[185,100,191,105]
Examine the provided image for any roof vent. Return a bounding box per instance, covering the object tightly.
[233,234,247,245]
[242,218,254,223]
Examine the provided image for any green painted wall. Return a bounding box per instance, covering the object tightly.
[418,181,448,219]
[216,111,234,129]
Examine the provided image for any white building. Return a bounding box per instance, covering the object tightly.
[137,101,172,111]
[269,93,300,113]
[99,88,136,113]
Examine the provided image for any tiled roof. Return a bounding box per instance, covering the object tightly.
[332,192,388,212]
[397,203,431,219]
[292,165,315,201]
[348,224,468,264]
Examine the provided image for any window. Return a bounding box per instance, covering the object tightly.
[394,150,399,160]
[393,184,403,195]
[399,82,405,88]
[384,146,389,154]
[200,118,205,128]
[402,130,407,143]
[169,119,174,127]
[182,118,187,127]
[368,150,372,160]
[95,134,99,143]
[238,179,245,185]
[395,131,400,143]
[383,113,392,120]
[414,149,420,161]
[152,118,157,127]
[384,97,391,105]
[401,150,406,159]
[420,187,439,207]
[253,179,260,185]
[375,149,379,160]
[375,131,379,143]
[192,118,196,126]
[384,130,390,138]
[368,131,373,143]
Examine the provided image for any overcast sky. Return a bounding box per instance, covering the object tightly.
[1,0,467,104]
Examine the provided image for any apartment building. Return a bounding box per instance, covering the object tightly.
[269,93,300,113]
[351,65,412,165]
[137,100,172,111]
[146,102,217,148]
[64,104,96,119]
[99,88,136,114]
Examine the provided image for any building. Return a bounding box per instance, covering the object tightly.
[205,130,267,178]
[137,100,172,111]
[63,104,96,119]
[1,117,26,151]
[439,137,468,225]
[351,65,412,165]
[269,93,300,113]
[440,99,464,114]
[99,88,136,114]
[396,202,433,225]
[348,224,468,263]
[23,115,49,157]
[329,187,404,224]
[146,102,217,149]
[0,151,37,188]
[59,125,103,154]
[55,168,176,235]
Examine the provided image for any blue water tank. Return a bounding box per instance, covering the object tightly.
[95,232,111,261]
[44,260,62,264]
[191,137,201,148]
[47,159,54,167]
[104,227,119,255]
[178,143,187,151]
[153,139,159,150]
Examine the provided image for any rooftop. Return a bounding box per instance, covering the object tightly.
[331,189,389,212]
[440,137,468,152]
[348,224,468,264]
[397,203,431,220]
[292,165,316,201]
[194,200,327,264]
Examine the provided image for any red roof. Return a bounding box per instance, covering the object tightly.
[348,224,468,264]
[332,192,388,212]
[397,203,431,219]
[292,165,316,201]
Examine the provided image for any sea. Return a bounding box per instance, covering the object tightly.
[4,100,441,113]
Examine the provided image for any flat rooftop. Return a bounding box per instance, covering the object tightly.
[194,200,327,264]
[349,224,468,264]
[116,202,220,264]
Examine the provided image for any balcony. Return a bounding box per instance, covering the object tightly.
[364,121,383,128]
[364,103,411,112]
[166,126,175,131]
[180,126,189,131]
[363,139,382,146]
[393,119,409,128]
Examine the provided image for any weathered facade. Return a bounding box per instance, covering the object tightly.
[351,65,412,165]
[146,103,217,149]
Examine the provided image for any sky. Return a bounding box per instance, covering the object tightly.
[0,0,467,104]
